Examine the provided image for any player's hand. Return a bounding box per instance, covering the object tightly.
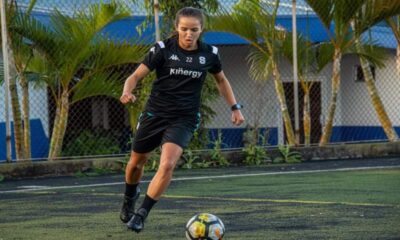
[120,92,136,104]
[231,110,244,126]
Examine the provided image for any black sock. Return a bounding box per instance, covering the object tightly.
[138,194,158,216]
[124,183,139,198]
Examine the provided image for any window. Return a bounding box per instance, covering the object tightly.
[354,64,376,82]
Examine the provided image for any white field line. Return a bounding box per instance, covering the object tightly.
[0,165,399,194]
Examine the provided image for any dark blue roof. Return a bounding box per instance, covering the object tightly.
[30,11,396,49]
[361,25,397,50]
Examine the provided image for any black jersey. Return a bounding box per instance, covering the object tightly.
[141,36,222,117]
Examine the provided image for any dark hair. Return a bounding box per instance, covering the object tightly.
[175,7,205,29]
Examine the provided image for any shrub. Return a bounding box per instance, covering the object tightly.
[62,130,120,157]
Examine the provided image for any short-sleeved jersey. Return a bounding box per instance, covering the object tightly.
[141,36,222,117]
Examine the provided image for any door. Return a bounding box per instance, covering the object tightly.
[283,82,322,144]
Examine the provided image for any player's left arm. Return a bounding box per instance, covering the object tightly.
[212,71,245,126]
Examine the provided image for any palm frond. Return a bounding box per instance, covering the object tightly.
[11,13,63,68]
[280,33,317,74]
[349,43,388,68]
[26,0,37,15]
[305,0,335,28]
[75,1,130,34]
[70,40,148,94]
[71,70,124,103]
[88,39,148,71]
[354,0,400,35]
[246,48,272,81]
[386,17,400,45]
[306,0,366,42]
[314,42,335,71]
[333,0,365,30]
[208,8,258,44]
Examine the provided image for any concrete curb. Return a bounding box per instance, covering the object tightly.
[1,142,399,180]
[0,157,125,180]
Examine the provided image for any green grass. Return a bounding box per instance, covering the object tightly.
[0,168,399,239]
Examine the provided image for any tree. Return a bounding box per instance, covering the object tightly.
[0,0,38,160]
[11,2,148,160]
[209,0,296,145]
[305,0,367,146]
[281,34,333,145]
[351,0,400,142]
[352,0,400,141]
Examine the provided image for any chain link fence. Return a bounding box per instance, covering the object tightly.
[1,0,399,161]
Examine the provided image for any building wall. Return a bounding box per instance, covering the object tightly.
[205,45,400,144]
[0,83,49,160]
[340,51,400,126]
[206,45,279,129]
[0,84,49,136]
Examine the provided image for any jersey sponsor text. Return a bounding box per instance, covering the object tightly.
[170,67,203,78]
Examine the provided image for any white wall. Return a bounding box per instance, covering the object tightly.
[206,45,279,129]
[340,51,400,126]
[206,45,399,131]
[0,83,49,137]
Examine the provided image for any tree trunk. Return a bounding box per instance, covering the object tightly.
[48,91,69,160]
[20,75,31,159]
[299,76,313,147]
[6,34,25,160]
[9,76,25,160]
[303,91,311,146]
[320,48,342,146]
[359,53,398,141]
[272,62,296,145]
[48,100,61,160]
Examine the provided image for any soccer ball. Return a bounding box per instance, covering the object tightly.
[185,213,225,240]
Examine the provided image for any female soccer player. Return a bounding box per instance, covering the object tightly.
[119,6,245,233]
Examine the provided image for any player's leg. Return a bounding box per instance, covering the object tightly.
[147,143,183,198]
[120,151,150,223]
[127,142,183,232]
[127,116,198,233]
[121,112,167,223]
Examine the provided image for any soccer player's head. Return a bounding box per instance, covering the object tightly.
[174,7,204,49]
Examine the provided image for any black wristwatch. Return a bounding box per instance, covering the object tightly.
[231,103,243,111]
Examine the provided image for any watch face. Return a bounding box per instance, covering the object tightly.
[232,104,242,110]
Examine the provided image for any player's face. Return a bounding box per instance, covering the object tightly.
[176,16,203,50]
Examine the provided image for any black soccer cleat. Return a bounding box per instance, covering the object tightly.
[120,188,140,223]
[127,208,148,233]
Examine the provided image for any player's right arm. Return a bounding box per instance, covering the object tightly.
[120,64,151,104]
[121,41,164,104]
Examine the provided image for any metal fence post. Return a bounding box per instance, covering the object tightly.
[1,0,12,162]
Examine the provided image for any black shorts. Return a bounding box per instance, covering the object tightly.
[132,112,200,153]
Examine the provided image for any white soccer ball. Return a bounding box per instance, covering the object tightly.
[185,213,225,240]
